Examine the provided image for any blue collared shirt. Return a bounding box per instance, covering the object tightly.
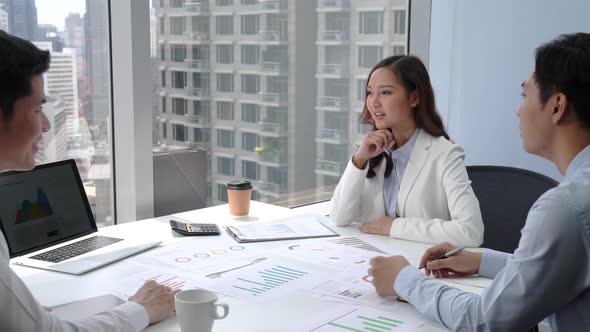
[384,129,420,217]
[395,144,590,332]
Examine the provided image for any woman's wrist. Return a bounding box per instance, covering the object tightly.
[352,153,368,170]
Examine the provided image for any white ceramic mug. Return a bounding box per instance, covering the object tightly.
[175,288,229,332]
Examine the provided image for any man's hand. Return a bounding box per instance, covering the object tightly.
[368,256,410,297]
[129,280,177,325]
[359,216,394,236]
[419,242,482,278]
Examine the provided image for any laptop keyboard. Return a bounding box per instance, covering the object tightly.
[30,236,123,263]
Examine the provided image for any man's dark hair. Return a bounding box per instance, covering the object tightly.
[535,32,590,128]
[0,29,50,121]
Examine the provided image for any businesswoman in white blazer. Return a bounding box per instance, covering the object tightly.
[330,55,483,246]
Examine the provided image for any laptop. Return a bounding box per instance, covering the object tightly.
[0,160,161,275]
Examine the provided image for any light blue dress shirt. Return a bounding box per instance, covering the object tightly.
[384,129,420,218]
[394,144,590,332]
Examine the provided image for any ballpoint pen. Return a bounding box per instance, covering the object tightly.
[419,246,466,269]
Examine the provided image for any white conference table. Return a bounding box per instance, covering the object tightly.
[14,201,492,332]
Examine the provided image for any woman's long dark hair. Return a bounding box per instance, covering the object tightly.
[361,55,449,179]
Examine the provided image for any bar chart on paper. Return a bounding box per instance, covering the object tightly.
[306,307,422,332]
[203,259,324,302]
[307,269,390,307]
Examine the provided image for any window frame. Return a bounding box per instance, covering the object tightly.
[113,0,429,221]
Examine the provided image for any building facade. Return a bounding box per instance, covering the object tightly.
[314,0,408,191]
[154,0,317,206]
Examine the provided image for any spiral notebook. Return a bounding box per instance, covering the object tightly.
[225,214,339,243]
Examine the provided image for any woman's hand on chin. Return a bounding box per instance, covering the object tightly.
[359,216,395,236]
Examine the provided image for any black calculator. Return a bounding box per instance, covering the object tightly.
[169,220,221,236]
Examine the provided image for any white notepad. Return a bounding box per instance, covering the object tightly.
[225,214,339,243]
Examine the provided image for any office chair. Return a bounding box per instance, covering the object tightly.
[467,166,556,332]
[466,165,559,253]
[153,149,208,217]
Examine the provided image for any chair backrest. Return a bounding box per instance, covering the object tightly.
[466,166,559,253]
[153,149,208,217]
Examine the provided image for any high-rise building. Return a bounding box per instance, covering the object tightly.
[33,42,80,121]
[314,0,408,191]
[65,12,88,112]
[0,3,8,32]
[1,0,37,40]
[154,0,317,206]
[34,96,68,165]
[84,0,110,129]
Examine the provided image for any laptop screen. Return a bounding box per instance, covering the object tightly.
[0,160,97,258]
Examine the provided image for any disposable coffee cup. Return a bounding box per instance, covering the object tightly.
[227,180,252,216]
[175,288,229,332]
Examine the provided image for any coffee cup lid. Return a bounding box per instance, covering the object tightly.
[227,180,252,190]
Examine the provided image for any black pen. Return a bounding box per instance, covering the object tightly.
[419,246,466,269]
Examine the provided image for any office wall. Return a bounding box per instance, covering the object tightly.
[428,0,590,180]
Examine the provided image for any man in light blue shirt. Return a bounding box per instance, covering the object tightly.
[368,33,590,332]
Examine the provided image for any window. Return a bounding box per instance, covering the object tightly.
[193,128,210,143]
[359,11,383,34]
[242,160,258,180]
[217,129,234,148]
[161,97,167,113]
[216,16,233,35]
[152,0,410,209]
[241,74,259,94]
[170,0,183,8]
[161,71,166,87]
[217,183,228,202]
[325,144,347,162]
[162,123,167,139]
[358,46,383,68]
[241,45,260,64]
[173,124,186,141]
[241,15,259,35]
[170,17,185,35]
[171,45,186,62]
[192,45,209,61]
[171,71,186,88]
[172,98,187,115]
[241,103,259,123]
[25,1,115,225]
[217,156,235,176]
[191,16,209,34]
[392,45,406,56]
[216,73,234,92]
[242,132,259,151]
[217,101,234,120]
[216,45,233,64]
[192,73,209,90]
[357,79,366,102]
[394,10,406,34]
[160,45,165,60]
[194,101,210,116]
[267,166,287,186]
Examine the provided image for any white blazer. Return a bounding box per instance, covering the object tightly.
[330,130,484,247]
